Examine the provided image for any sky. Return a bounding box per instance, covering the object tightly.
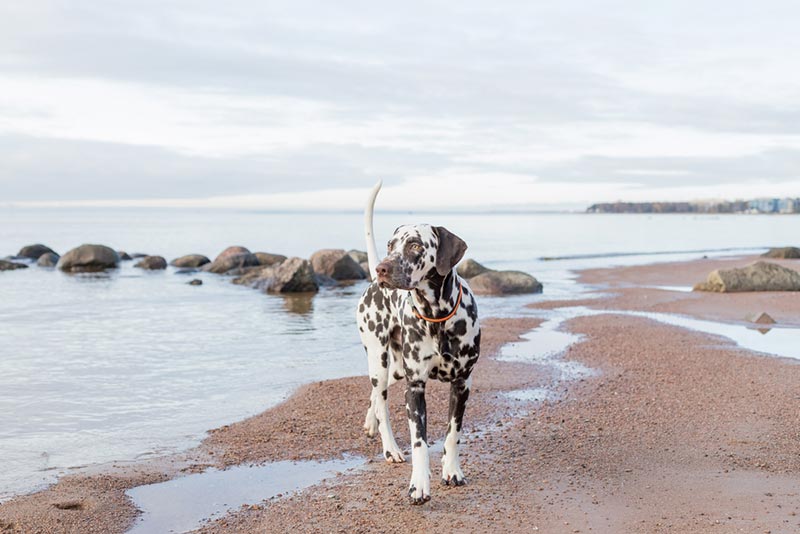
[2,1,800,210]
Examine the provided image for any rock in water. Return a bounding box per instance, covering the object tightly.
[752,312,776,324]
[170,254,210,268]
[0,260,28,271]
[360,261,372,281]
[17,244,57,260]
[57,244,120,272]
[347,249,368,264]
[187,279,203,286]
[254,252,287,266]
[468,270,543,295]
[215,246,250,260]
[269,258,319,292]
[36,252,60,267]
[234,257,319,293]
[118,251,133,261]
[761,247,800,259]
[203,246,260,274]
[310,249,366,280]
[694,261,800,292]
[457,259,492,279]
[135,255,168,270]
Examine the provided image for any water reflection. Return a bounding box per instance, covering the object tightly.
[749,326,773,335]
[281,294,315,315]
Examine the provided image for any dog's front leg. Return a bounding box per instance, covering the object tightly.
[442,376,470,486]
[405,379,431,504]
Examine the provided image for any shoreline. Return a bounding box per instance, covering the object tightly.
[2,254,799,533]
[0,314,547,534]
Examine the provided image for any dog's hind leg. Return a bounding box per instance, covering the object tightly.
[364,342,405,463]
[441,376,471,486]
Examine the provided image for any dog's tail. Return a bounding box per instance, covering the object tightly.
[364,180,382,277]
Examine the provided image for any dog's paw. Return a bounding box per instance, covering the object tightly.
[441,463,466,486]
[384,449,405,463]
[408,484,431,505]
[363,412,378,438]
[408,468,431,504]
[441,474,467,486]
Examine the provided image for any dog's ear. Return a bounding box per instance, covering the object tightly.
[434,226,467,276]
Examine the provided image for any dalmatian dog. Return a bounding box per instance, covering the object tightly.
[356,181,480,504]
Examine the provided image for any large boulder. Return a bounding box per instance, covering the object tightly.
[234,257,319,293]
[254,252,287,266]
[203,246,260,274]
[762,247,800,259]
[360,261,372,281]
[135,255,168,270]
[457,258,491,279]
[57,244,120,272]
[347,249,368,264]
[310,249,366,280]
[215,246,250,260]
[271,258,319,293]
[17,244,56,260]
[268,258,319,293]
[37,252,60,267]
[170,254,210,268]
[693,261,800,292]
[469,270,543,295]
[0,259,28,271]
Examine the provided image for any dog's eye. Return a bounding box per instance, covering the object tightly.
[410,243,422,252]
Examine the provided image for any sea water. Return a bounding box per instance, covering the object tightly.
[1,208,798,499]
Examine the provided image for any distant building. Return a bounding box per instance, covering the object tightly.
[587,197,799,214]
[779,197,799,213]
[748,198,779,213]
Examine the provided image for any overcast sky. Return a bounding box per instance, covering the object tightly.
[2,1,800,209]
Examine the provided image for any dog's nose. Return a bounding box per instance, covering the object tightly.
[376,261,392,278]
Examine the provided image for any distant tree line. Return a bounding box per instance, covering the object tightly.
[586,198,800,214]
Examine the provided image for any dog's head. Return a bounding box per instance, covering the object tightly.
[375,224,467,290]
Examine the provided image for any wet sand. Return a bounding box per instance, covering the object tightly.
[2,255,800,533]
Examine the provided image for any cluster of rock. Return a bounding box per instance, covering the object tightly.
[2,242,373,295]
[0,244,61,269]
[3,243,546,297]
[694,261,800,292]
[230,247,368,294]
[456,259,543,295]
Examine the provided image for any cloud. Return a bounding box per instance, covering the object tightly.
[1,1,800,205]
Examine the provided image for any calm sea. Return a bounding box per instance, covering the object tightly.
[1,208,797,499]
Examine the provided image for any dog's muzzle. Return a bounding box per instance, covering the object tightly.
[376,260,410,290]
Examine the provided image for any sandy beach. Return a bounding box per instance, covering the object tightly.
[2,254,799,534]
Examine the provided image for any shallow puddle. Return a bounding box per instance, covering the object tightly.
[126,457,363,534]
[498,313,596,381]
[650,285,693,293]
[528,306,799,362]
[623,309,799,361]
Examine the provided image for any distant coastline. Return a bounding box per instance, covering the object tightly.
[587,197,800,214]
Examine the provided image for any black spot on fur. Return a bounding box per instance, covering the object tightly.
[451,319,467,337]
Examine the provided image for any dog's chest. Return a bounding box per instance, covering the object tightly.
[401,302,477,383]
